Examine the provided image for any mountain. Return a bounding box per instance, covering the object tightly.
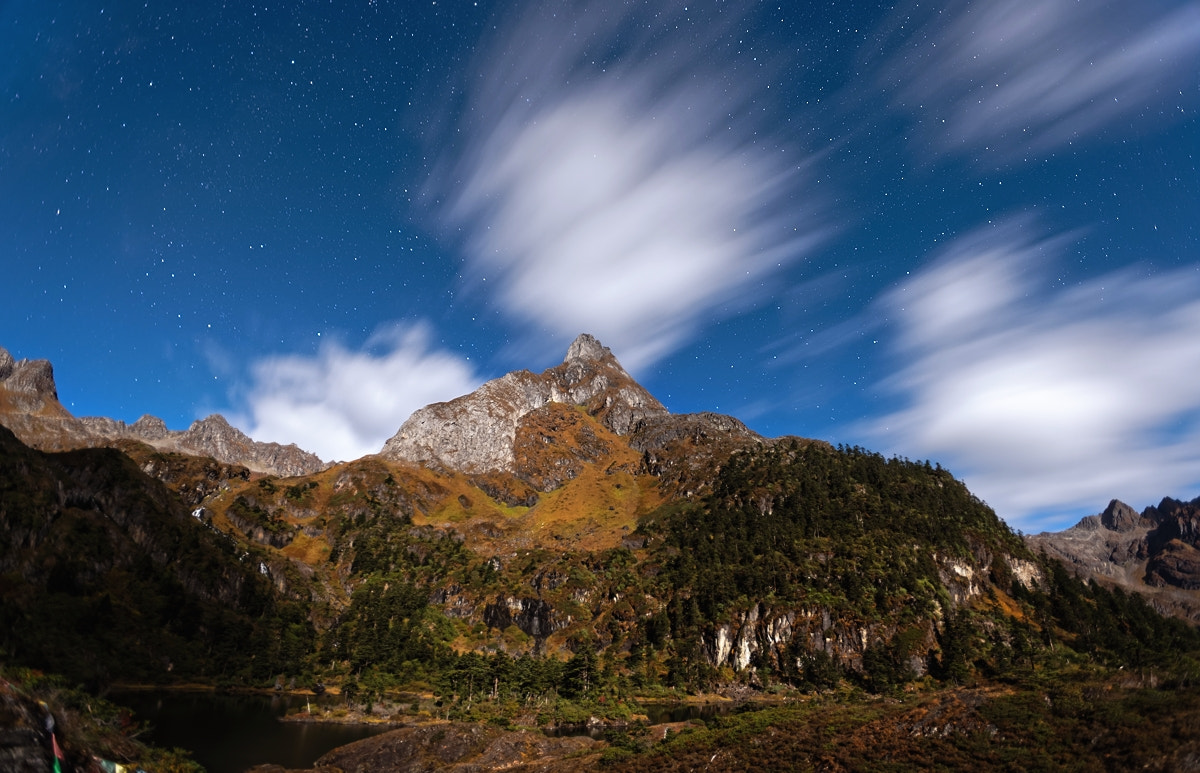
[4,335,1200,771]
[0,345,326,477]
[1026,495,1200,621]
[384,333,670,473]
[383,332,764,503]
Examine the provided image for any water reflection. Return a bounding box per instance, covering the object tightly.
[640,702,732,725]
[111,690,741,772]
[110,690,391,773]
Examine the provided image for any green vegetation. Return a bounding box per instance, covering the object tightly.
[0,428,315,688]
[596,668,1200,772]
[4,422,1200,768]
[307,440,1199,727]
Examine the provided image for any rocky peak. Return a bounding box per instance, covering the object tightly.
[1100,499,1143,532]
[1026,494,1200,621]
[175,414,327,478]
[0,346,57,398]
[0,346,67,417]
[564,333,610,364]
[0,344,327,477]
[381,334,668,475]
[130,414,170,440]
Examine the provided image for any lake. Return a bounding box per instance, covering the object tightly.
[110,690,736,772]
[110,690,393,773]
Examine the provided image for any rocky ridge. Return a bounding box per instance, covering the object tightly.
[381,333,670,473]
[382,333,764,498]
[0,345,327,478]
[1026,495,1200,621]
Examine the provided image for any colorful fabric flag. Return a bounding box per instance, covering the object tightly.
[51,732,65,773]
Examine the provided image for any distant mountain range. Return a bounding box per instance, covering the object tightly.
[1028,496,1200,621]
[0,345,326,477]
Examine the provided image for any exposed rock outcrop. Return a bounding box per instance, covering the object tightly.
[483,596,563,642]
[0,348,70,420]
[312,722,601,773]
[0,685,55,773]
[382,334,668,475]
[631,411,767,499]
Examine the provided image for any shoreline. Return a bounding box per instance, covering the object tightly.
[106,682,782,732]
[107,681,342,698]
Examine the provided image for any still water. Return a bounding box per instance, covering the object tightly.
[111,691,733,773]
[111,691,392,773]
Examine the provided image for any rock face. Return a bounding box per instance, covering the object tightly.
[382,334,669,474]
[0,348,69,418]
[1027,496,1200,621]
[174,414,326,478]
[631,411,767,499]
[0,345,327,478]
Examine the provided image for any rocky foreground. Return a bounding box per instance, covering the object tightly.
[249,721,606,773]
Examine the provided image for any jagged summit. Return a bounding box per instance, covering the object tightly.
[0,344,326,477]
[564,333,611,364]
[0,346,66,418]
[381,334,669,475]
[1100,499,1144,533]
[1027,494,1200,621]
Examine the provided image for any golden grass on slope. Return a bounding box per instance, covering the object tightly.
[396,406,665,555]
[515,465,662,552]
[281,530,330,564]
[200,406,666,567]
[984,587,1029,623]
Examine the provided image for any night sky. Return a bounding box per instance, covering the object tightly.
[4,0,1199,532]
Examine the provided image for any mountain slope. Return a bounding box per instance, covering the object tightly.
[3,335,1199,720]
[0,423,314,686]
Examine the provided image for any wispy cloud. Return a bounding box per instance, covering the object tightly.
[428,0,827,370]
[875,0,1200,162]
[234,324,481,463]
[865,217,1200,531]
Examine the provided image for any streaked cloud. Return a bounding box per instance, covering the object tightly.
[866,217,1200,531]
[429,0,827,370]
[875,0,1200,162]
[234,324,481,463]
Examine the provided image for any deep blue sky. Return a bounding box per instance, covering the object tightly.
[3,0,1199,532]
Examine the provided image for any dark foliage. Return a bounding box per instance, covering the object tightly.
[0,425,313,687]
